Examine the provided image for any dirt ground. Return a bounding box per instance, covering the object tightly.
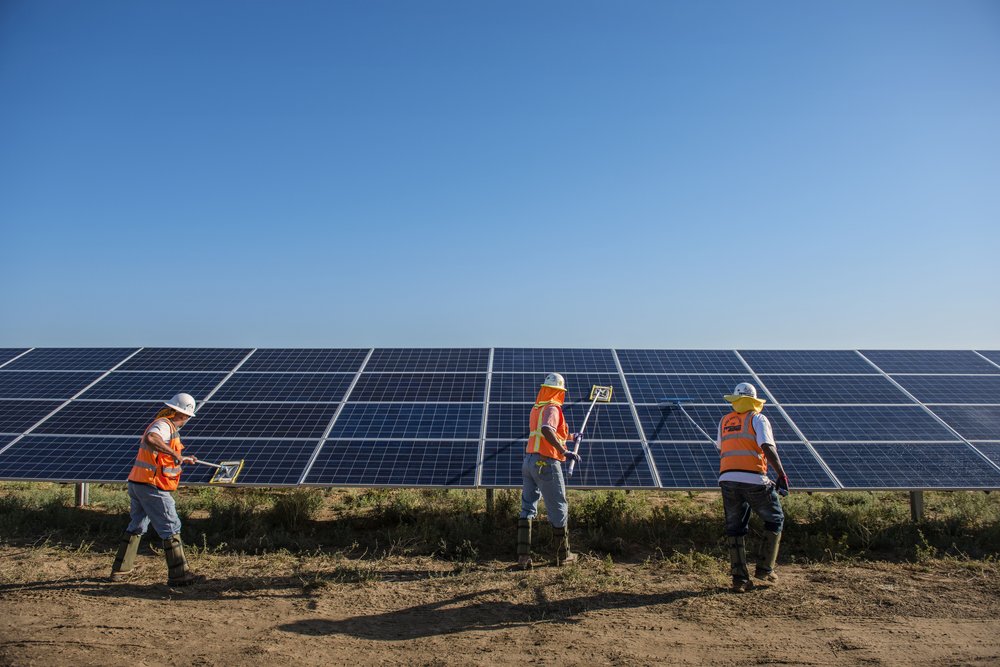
[1,546,998,667]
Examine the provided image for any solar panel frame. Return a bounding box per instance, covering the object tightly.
[208,373,354,402]
[861,350,1000,375]
[812,442,1000,489]
[181,438,318,486]
[183,402,342,439]
[0,400,67,434]
[238,348,370,373]
[488,373,627,404]
[30,401,164,436]
[739,350,877,374]
[976,351,1000,368]
[976,442,1000,469]
[0,349,31,367]
[491,348,618,373]
[783,405,959,442]
[891,375,1000,405]
[0,435,136,482]
[328,403,483,440]
[616,349,746,374]
[303,439,479,487]
[633,405,715,442]
[77,371,228,401]
[758,374,916,405]
[348,373,487,402]
[117,348,252,372]
[926,405,1000,441]
[364,348,489,373]
[624,374,756,405]
[479,439,656,489]
[0,371,104,400]
[485,403,640,440]
[4,348,139,371]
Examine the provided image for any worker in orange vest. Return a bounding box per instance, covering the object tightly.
[717,382,789,592]
[110,393,204,586]
[517,373,582,569]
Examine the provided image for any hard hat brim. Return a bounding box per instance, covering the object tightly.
[163,401,196,417]
[540,383,567,392]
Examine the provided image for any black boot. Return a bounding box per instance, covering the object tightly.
[552,526,577,566]
[163,534,205,587]
[517,519,533,570]
[755,530,781,582]
[109,533,142,582]
[729,535,753,592]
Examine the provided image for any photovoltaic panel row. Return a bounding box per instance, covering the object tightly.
[927,406,1000,441]
[0,349,30,366]
[238,348,369,373]
[759,375,915,405]
[348,373,485,402]
[812,443,1000,489]
[617,349,745,374]
[118,348,251,371]
[181,438,317,485]
[31,401,163,436]
[479,440,656,488]
[0,400,64,434]
[738,350,875,374]
[0,371,103,400]
[492,348,617,373]
[4,348,138,371]
[892,375,1000,405]
[783,405,957,441]
[329,404,483,439]
[861,350,999,374]
[364,348,488,372]
[304,440,479,486]
[488,373,626,404]
[624,374,750,405]
[79,372,227,401]
[486,403,640,440]
[651,442,837,490]
[209,373,353,402]
[186,402,340,439]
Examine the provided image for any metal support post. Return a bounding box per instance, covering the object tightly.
[485,488,495,514]
[909,491,924,522]
[75,483,90,507]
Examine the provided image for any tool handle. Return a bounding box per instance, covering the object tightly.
[193,459,223,469]
[577,395,600,436]
[567,435,582,476]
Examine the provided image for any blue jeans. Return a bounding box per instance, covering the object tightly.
[126,481,182,539]
[720,481,784,536]
[520,453,569,528]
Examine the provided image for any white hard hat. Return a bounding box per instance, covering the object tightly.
[541,372,567,392]
[732,382,758,399]
[165,392,197,417]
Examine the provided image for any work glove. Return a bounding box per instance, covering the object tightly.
[571,433,583,445]
[564,450,583,466]
[775,473,790,497]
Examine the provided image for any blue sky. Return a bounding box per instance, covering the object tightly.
[2,1,998,349]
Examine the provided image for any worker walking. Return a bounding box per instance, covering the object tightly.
[717,382,789,592]
[110,393,204,586]
[517,373,581,569]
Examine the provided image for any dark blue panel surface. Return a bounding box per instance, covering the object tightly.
[185,402,339,439]
[0,349,30,366]
[812,442,1000,489]
[740,350,875,374]
[978,351,1000,367]
[976,443,1000,469]
[79,372,226,401]
[625,374,750,404]
[329,403,482,439]
[4,348,138,371]
[649,443,719,488]
[616,349,745,374]
[0,435,135,482]
[927,406,1000,441]
[759,375,914,405]
[0,372,103,399]
[861,350,999,374]
[766,443,838,488]
[118,348,250,371]
[486,403,639,440]
[239,348,369,373]
[0,400,65,434]
[634,405,713,441]
[181,438,316,485]
[210,373,352,402]
[682,406,802,442]
[491,348,617,373]
[365,349,489,373]
[349,373,485,402]
[480,440,655,488]
[31,401,162,436]
[892,375,1000,405]
[784,406,958,441]
[0,435,15,450]
[304,440,478,486]
[488,373,625,404]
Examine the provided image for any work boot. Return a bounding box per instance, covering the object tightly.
[754,529,782,583]
[729,535,752,592]
[552,526,577,566]
[109,532,142,582]
[163,534,205,587]
[516,518,533,570]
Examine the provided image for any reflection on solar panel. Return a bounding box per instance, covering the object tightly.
[185,402,340,439]
[759,375,913,405]
[349,373,485,402]
[0,349,30,366]
[182,438,316,485]
[485,403,639,440]
[0,371,103,399]
[239,348,369,373]
[617,349,745,374]
[624,374,749,404]
[210,373,353,402]
[926,406,1000,441]
[784,405,956,441]
[118,348,250,372]
[79,372,227,401]
[492,348,617,373]
[479,440,655,488]
[0,400,65,434]
[861,350,999,374]
[812,443,1000,489]
[4,348,137,371]
[0,435,135,482]
[739,350,875,374]
[329,404,482,439]
[365,348,488,372]
[892,375,1000,405]
[488,373,625,404]
[32,401,162,436]
[304,440,478,486]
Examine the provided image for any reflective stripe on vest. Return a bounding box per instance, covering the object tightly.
[526,400,569,462]
[718,411,767,476]
[128,418,184,491]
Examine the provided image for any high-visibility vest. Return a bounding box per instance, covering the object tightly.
[718,410,767,476]
[525,400,570,462]
[128,418,184,491]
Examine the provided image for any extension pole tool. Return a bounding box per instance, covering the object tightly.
[567,385,613,477]
[194,459,245,484]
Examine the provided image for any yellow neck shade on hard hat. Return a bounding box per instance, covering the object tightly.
[535,386,566,406]
[724,395,766,414]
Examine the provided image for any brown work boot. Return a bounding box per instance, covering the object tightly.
[731,577,755,593]
[755,530,781,583]
[516,518,533,570]
[517,555,533,570]
[754,568,778,583]
[552,526,577,566]
[109,533,142,582]
[163,534,205,587]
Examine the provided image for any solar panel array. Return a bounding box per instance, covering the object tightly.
[1,348,999,490]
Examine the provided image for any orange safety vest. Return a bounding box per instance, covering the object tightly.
[718,411,767,476]
[526,400,570,462]
[128,418,184,491]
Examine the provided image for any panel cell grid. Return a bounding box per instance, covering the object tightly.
[480,440,655,488]
[625,374,752,405]
[0,435,15,450]
[185,402,340,439]
[486,403,639,440]
[0,435,136,482]
[118,348,251,372]
[0,349,30,366]
[977,351,1000,368]
[4,348,138,371]
[239,348,369,373]
[740,350,876,374]
[349,373,486,402]
[927,406,1000,441]
[976,443,1000,469]
[649,443,719,488]
[181,438,317,486]
[491,348,617,373]
[365,348,489,373]
[759,374,914,405]
[31,401,163,436]
[783,405,957,442]
[488,373,626,404]
[304,440,479,486]
[634,405,714,442]
[892,375,1000,405]
[616,349,745,374]
[0,371,103,400]
[861,350,1000,374]
[79,372,227,401]
[329,403,483,440]
[0,400,66,434]
[209,373,353,402]
[812,442,1000,488]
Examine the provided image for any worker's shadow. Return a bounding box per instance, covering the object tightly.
[277,586,721,640]
[0,575,310,601]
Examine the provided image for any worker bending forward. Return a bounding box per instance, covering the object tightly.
[517,373,581,569]
[110,393,204,586]
[717,382,789,592]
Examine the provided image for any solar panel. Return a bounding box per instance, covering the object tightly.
[616,349,746,374]
[78,371,227,401]
[491,348,618,373]
[648,443,719,488]
[364,348,489,373]
[485,403,640,440]
[633,405,713,441]
[783,405,957,441]
[239,348,369,373]
[976,442,1000,468]
[812,442,1000,489]
[977,351,1000,367]
[117,348,251,372]
[759,375,914,405]
[328,403,482,439]
[926,406,1000,441]
[479,439,656,488]
[303,439,479,486]
[739,350,875,374]
[487,373,626,404]
[0,400,65,434]
[348,373,486,402]
[0,349,30,366]
[3,348,138,371]
[891,375,1000,405]
[624,374,750,405]
[682,406,803,443]
[184,402,340,439]
[31,401,163,436]
[861,350,1000,374]
[0,371,103,400]
[181,438,316,486]
[0,435,136,482]
[0,435,15,451]
[209,373,353,402]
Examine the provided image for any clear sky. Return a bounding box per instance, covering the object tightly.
[2,1,998,349]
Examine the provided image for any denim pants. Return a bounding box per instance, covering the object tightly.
[720,481,784,536]
[126,481,182,539]
[520,453,569,528]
